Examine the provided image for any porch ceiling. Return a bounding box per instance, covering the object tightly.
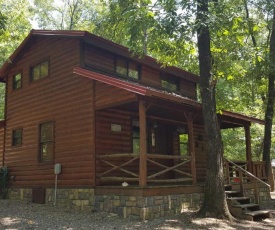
[73,67,264,128]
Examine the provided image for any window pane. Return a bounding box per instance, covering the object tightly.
[32,66,40,81]
[132,120,140,154]
[128,62,139,79]
[31,61,49,82]
[161,79,178,91]
[116,58,127,76]
[179,133,188,156]
[40,122,53,142]
[133,139,140,154]
[12,129,22,146]
[13,73,22,89]
[40,61,49,78]
[41,142,53,162]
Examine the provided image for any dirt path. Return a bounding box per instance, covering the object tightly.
[0,199,275,229]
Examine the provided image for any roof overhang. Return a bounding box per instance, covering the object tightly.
[0,30,200,83]
[219,110,265,128]
[73,67,264,128]
[73,67,201,108]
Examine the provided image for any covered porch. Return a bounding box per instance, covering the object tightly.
[74,67,268,188]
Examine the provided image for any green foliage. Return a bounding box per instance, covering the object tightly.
[0,166,8,199]
[222,124,265,161]
[33,0,105,31]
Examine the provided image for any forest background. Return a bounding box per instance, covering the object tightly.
[0,0,274,162]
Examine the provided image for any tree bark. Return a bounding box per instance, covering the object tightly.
[262,8,275,189]
[196,0,232,220]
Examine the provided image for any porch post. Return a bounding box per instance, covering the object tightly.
[186,113,197,185]
[139,100,147,187]
[244,124,252,173]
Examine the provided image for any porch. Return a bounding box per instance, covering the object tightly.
[72,67,268,189]
[95,100,267,188]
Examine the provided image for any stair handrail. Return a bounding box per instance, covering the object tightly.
[224,158,270,188]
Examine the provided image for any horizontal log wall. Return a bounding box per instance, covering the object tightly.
[84,44,197,100]
[180,80,197,99]
[5,37,95,188]
[95,82,137,110]
[95,109,135,185]
[84,45,114,73]
[0,125,4,166]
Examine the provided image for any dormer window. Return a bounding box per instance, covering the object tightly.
[115,57,139,80]
[30,60,49,82]
[13,72,22,89]
[161,73,179,92]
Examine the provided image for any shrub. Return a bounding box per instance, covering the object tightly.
[0,166,8,199]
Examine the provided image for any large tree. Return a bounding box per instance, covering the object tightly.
[196,0,232,219]
[262,4,275,185]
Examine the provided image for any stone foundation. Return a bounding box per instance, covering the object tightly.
[7,185,272,220]
[94,193,203,220]
[8,188,95,211]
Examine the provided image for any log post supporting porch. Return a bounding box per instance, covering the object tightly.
[139,100,147,187]
[185,113,197,185]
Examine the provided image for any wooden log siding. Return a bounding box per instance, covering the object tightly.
[83,43,197,100]
[0,125,4,166]
[84,45,115,73]
[141,65,161,87]
[180,80,197,100]
[95,110,134,184]
[95,82,137,110]
[5,37,95,187]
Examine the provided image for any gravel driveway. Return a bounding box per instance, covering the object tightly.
[1,199,275,229]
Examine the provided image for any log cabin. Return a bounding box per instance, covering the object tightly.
[0,30,271,219]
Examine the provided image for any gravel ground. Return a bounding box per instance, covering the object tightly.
[1,199,275,229]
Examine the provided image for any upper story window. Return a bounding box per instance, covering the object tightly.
[161,73,179,92]
[30,60,49,82]
[115,57,139,80]
[39,121,54,162]
[12,128,23,147]
[13,72,22,90]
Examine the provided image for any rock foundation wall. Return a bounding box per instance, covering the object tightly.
[7,186,271,220]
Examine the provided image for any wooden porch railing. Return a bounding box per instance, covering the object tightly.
[224,158,270,203]
[96,153,193,184]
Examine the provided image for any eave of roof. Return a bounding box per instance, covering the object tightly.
[0,29,200,83]
[73,67,265,127]
[221,110,265,125]
[73,67,201,108]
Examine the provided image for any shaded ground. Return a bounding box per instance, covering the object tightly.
[0,199,275,229]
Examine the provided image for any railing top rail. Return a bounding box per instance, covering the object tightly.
[97,153,191,160]
[224,158,270,188]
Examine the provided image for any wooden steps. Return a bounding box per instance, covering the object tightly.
[225,185,271,221]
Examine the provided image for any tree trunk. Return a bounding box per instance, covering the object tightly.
[196,0,232,220]
[262,8,275,189]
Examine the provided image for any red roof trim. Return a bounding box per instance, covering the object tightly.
[221,110,265,125]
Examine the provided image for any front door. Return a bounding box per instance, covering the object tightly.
[154,123,174,179]
[155,123,173,155]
